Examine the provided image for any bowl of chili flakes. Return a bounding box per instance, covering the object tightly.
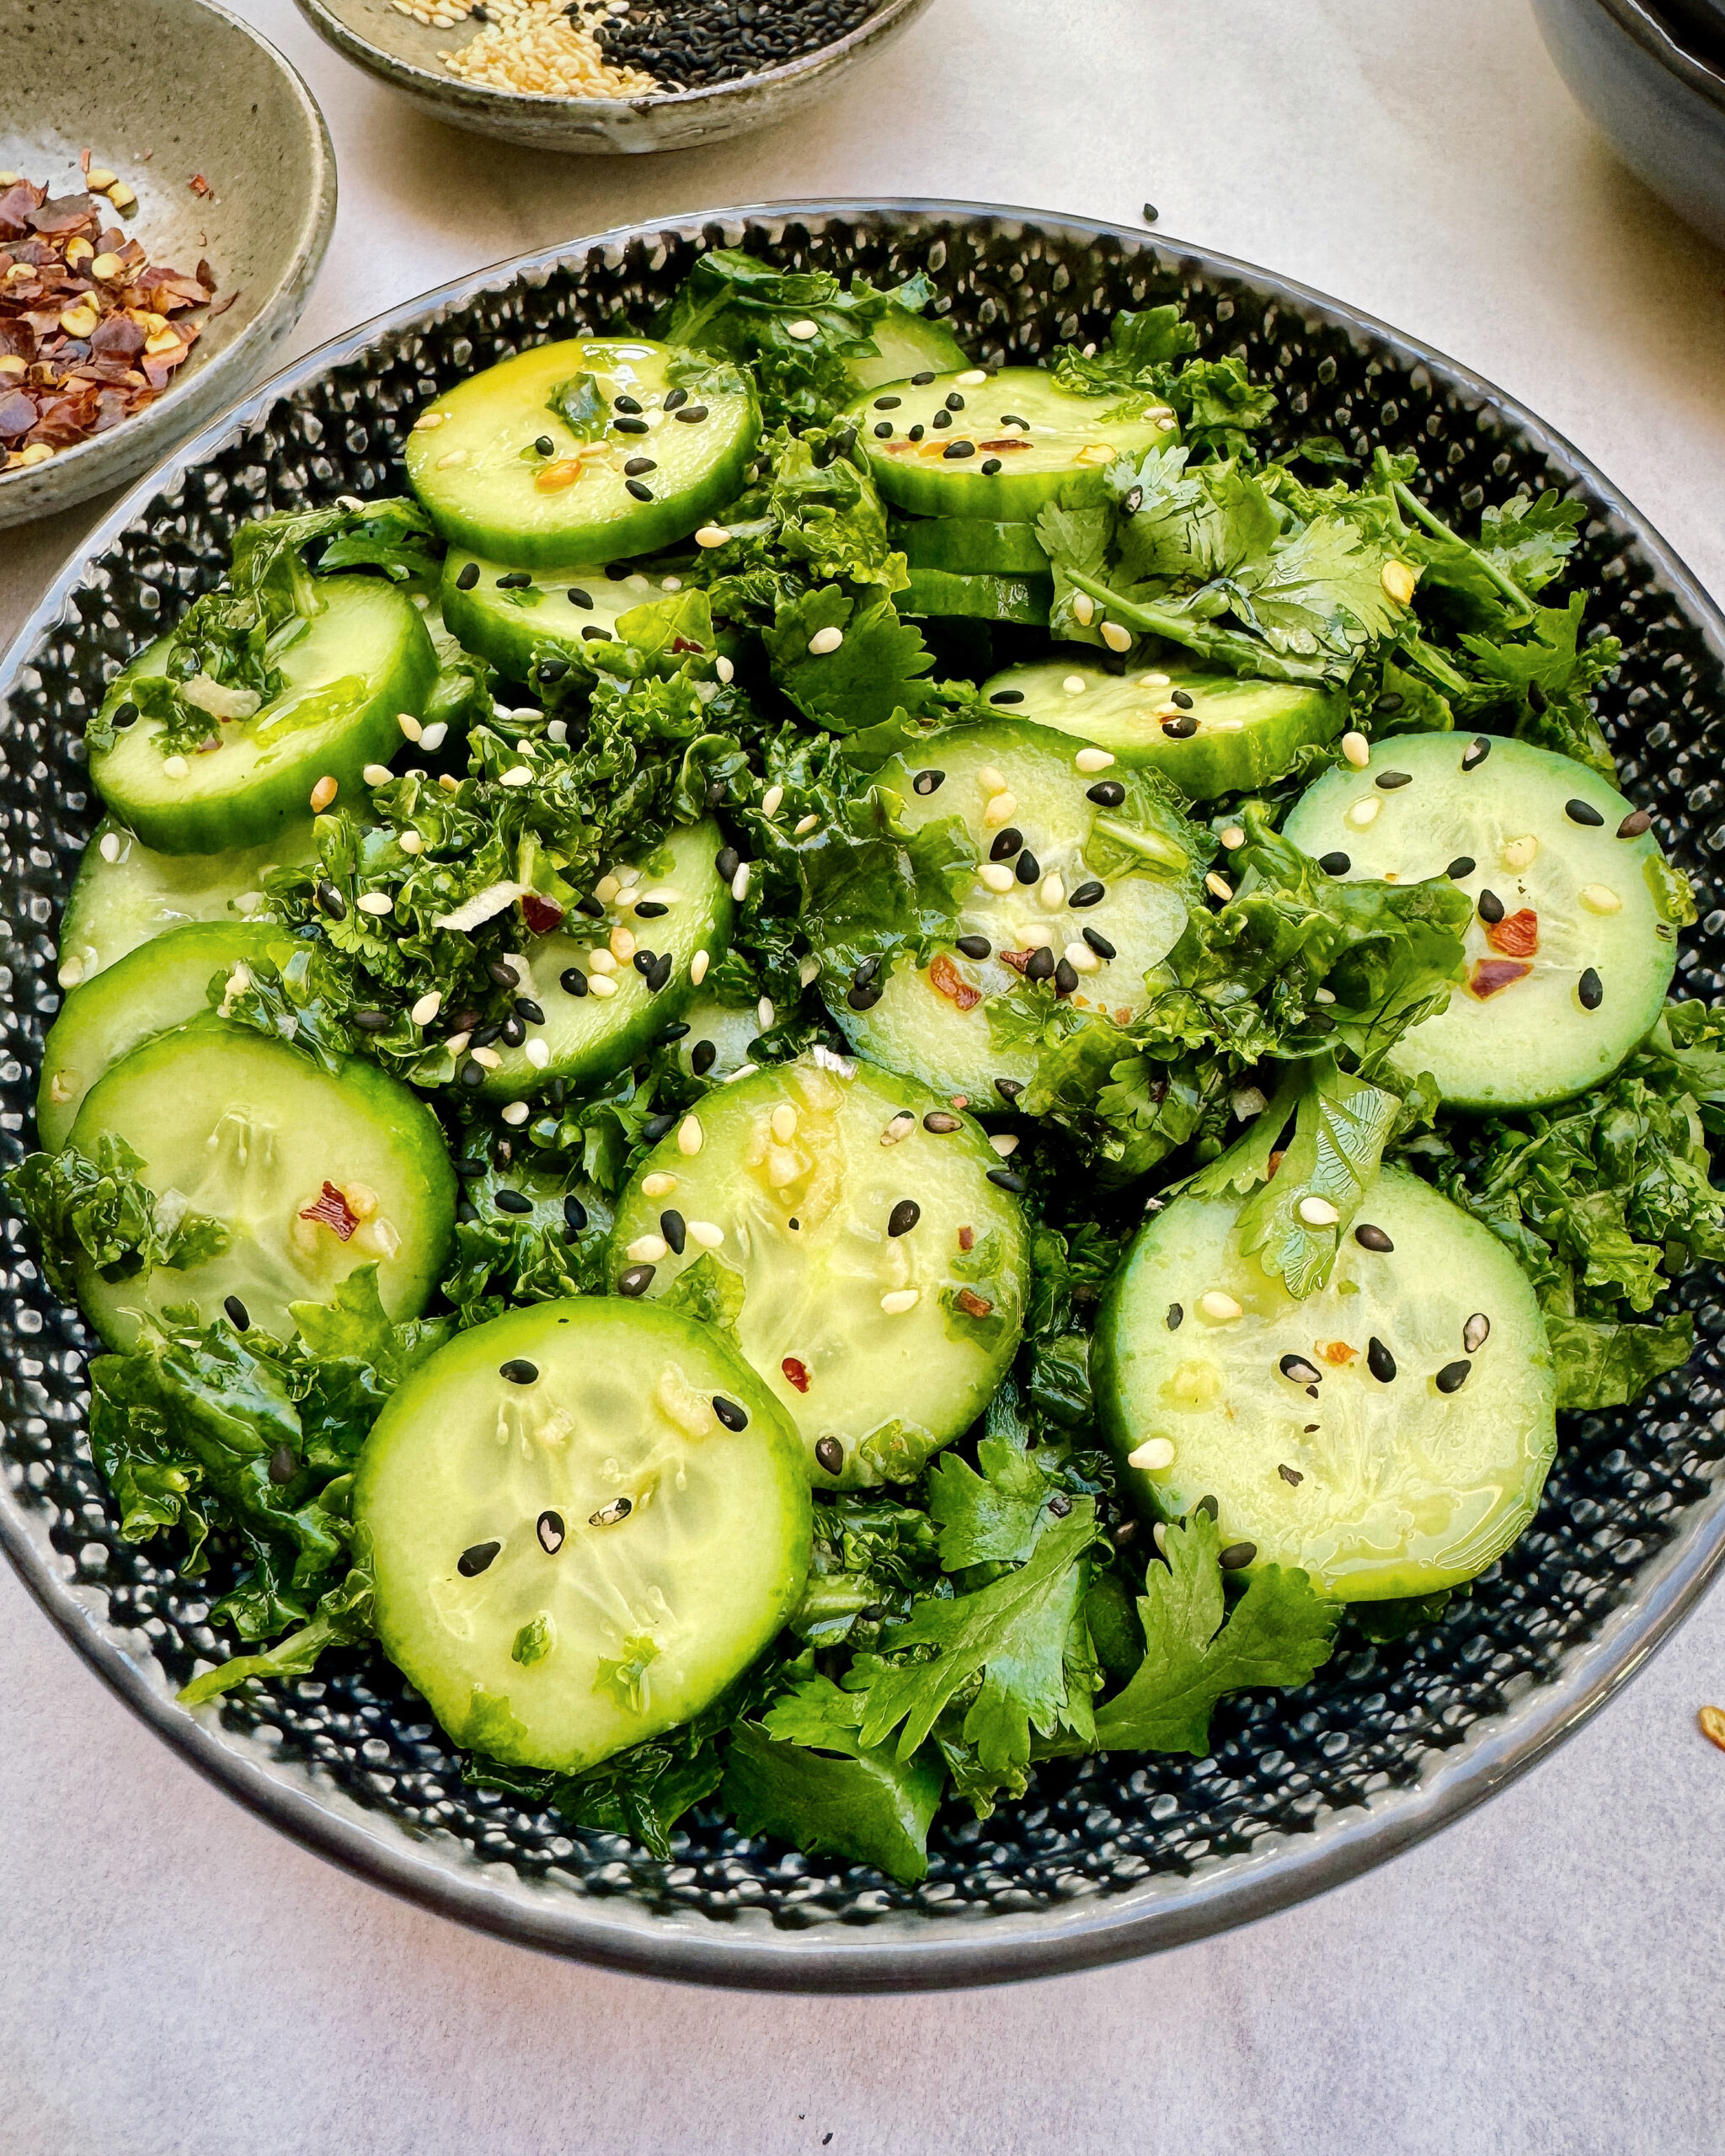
[0,0,335,532]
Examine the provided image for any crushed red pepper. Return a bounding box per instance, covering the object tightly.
[0,173,216,471]
[299,1182,359,1241]
[1484,907,1540,958]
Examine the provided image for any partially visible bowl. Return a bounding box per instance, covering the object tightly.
[0,0,334,531]
[1534,0,1725,248]
[291,0,935,155]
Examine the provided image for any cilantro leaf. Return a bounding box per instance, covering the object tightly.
[763,585,934,734]
[1094,1509,1339,1755]
[927,1430,1069,1570]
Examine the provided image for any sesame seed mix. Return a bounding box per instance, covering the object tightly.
[426,0,659,97]
[595,0,879,93]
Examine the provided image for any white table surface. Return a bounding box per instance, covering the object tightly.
[4,3,1725,2148]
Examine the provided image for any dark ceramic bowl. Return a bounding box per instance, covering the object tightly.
[1534,0,1725,248]
[3,202,1724,1993]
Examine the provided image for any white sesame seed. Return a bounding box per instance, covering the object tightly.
[880,1289,920,1315]
[678,1114,704,1156]
[1065,940,1101,974]
[1381,560,1418,606]
[525,1038,550,1069]
[661,576,682,591]
[1020,926,1055,950]
[628,1234,669,1263]
[1205,873,1232,901]
[642,1172,678,1197]
[357,891,394,916]
[989,1133,1020,1156]
[589,948,617,974]
[1220,825,1247,849]
[1502,834,1539,870]
[363,764,393,786]
[1128,1437,1176,1472]
[397,711,424,744]
[798,955,821,987]
[1153,1522,1168,1552]
[444,1032,471,1056]
[501,1101,530,1125]
[435,449,467,468]
[761,784,784,818]
[398,830,424,855]
[610,924,636,961]
[1345,796,1381,830]
[419,722,448,753]
[953,368,989,386]
[757,996,775,1030]
[470,1045,502,1069]
[731,862,750,902]
[500,765,533,787]
[691,949,710,986]
[1579,883,1622,914]
[976,766,1009,796]
[595,874,622,904]
[411,990,441,1027]
[981,791,1018,829]
[1314,987,1337,1004]
[1198,1289,1243,1321]
[785,319,820,340]
[1297,1195,1340,1226]
[1039,873,1065,910]
[881,1111,916,1146]
[1062,675,1087,696]
[979,863,1016,893]
[688,1219,724,1249]
[695,526,731,548]
[163,755,189,779]
[1099,622,1133,654]
[715,655,735,684]
[1075,746,1114,773]
[99,830,121,863]
[1071,591,1096,627]
[1341,729,1370,769]
[1139,672,1171,688]
[547,719,568,744]
[412,411,446,431]
[793,813,820,836]
[1215,718,1246,732]
[588,975,617,998]
[808,625,845,656]
[56,956,85,989]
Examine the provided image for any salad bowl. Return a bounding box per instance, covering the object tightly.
[2,200,1723,1992]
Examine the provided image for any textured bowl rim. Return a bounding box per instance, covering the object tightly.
[291,0,930,118]
[1595,0,1725,102]
[0,0,338,513]
[3,197,1724,1993]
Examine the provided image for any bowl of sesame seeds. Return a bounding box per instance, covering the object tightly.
[291,0,936,154]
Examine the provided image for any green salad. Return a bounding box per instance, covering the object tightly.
[13,248,1724,1883]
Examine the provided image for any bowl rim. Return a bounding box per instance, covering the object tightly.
[291,0,931,116]
[0,0,338,505]
[4,196,1724,1993]
[1593,0,1725,103]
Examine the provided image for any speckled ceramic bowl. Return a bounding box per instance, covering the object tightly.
[3,202,1725,1992]
[292,0,934,154]
[0,0,334,530]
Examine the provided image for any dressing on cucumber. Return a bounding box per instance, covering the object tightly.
[830,719,1196,1101]
[850,367,1178,520]
[57,816,317,985]
[68,1017,457,1348]
[405,339,758,568]
[89,577,435,854]
[440,552,686,683]
[982,658,1347,801]
[607,1057,1030,1489]
[356,1298,810,1773]
[1095,1166,1558,1599]
[1281,731,1685,1108]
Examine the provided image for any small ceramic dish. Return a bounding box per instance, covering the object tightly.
[1533,0,1725,248]
[0,0,334,531]
[291,0,934,155]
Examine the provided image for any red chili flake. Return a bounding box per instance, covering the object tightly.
[879,439,914,454]
[929,951,985,1011]
[670,635,705,654]
[1318,1339,1359,1366]
[997,947,1033,974]
[976,437,1033,451]
[1267,1149,1285,1177]
[954,1289,995,1320]
[958,1225,975,1252]
[1485,907,1539,958]
[520,892,565,935]
[299,1181,358,1241]
[781,1356,811,1394]
[1468,958,1533,999]
[189,174,212,198]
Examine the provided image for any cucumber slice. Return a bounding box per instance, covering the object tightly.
[355,1299,810,1774]
[980,658,1347,800]
[39,922,278,1150]
[901,567,1052,626]
[89,577,436,855]
[606,1056,1030,1491]
[846,307,970,392]
[67,1017,457,1349]
[57,816,318,985]
[1095,1165,1557,1600]
[1280,731,1684,1109]
[478,818,734,1102]
[830,720,1194,1101]
[675,993,764,1084]
[894,518,1049,577]
[440,552,685,683]
[849,368,1178,520]
[404,339,758,569]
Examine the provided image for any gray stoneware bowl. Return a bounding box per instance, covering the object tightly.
[0,0,335,531]
[1534,0,1725,248]
[3,201,1725,1992]
[292,0,934,154]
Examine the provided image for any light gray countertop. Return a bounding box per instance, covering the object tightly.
[3,3,1724,2149]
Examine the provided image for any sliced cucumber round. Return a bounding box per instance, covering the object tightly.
[901,567,1052,626]
[1095,1166,1557,1600]
[606,1057,1030,1491]
[478,818,734,1102]
[57,816,318,985]
[849,367,1178,520]
[440,552,686,683]
[830,719,1194,1101]
[674,993,764,1084]
[893,518,1049,577]
[39,922,279,1150]
[355,1298,810,1774]
[846,307,970,392]
[89,577,435,854]
[1280,732,1684,1109]
[405,339,758,569]
[981,658,1347,800]
[67,1017,457,1349]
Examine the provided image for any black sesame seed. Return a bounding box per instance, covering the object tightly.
[1055,957,1079,995]
[563,1194,588,1237]
[223,1294,250,1331]
[1461,736,1491,770]
[267,1444,298,1485]
[1578,966,1604,1010]
[534,435,554,456]
[943,440,976,460]
[575,895,604,918]
[987,1167,1027,1193]
[499,1014,526,1048]
[980,456,1003,476]
[1171,689,1194,710]
[537,1510,565,1554]
[932,408,953,431]
[990,826,1023,861]
[1025,945,1055,980]
[613,416,649,435]
[1279,1353,1322,1386]
[113,700,139,725]
[537,658,569,683]
[633,899,669,920]
[625,478,654,501]
[354,1008,393,1033]
[566,586,593,607]
[907,424,925,441]
[605,563,632,580]
[494,1189,532,1215]
[499,1358,539,1385]
[660,1209,686,1255]
[993,1077,1024,1102]
[1464,1312,1492,1353]
[617,1263,654,1296]
[814,1436,845,1475]
[989,690,1025,706]
[1367,1337,1397,1384]
[1435,1359,1471,1394]
[1219,1541,1257,1570]
[910,371,936,385]
[1086,781,1125,808]
[1279,1464,1304,1486]
[1618,808,1653,838]
[469,1022,503,1049]
[453,1157,487,1180]
[873,422,895,438]
[1317,851,1352,877]
[632,948,656,977]
[691,1038,717,1075]
[1375,770,1413,790]
[923,1112,962,1132]
[664,387,689,411]
[581,625,613,643]
[713,1395,749,1431]
[851,956,879,987]
[458,1058,485,1089]
[1161,713,1198,739]
[457,1201,478,1224]
[1167,1302,1183,1330]
[560,966,589,997]
[455,561,480,591]
[888,1198,921,1237]
[514,997,545,1025]
[944,392,966,412]
[913,768,945,795]
[715,845,741,881]
[623,456,658,477]
[1354,1222,1394,1251]
[1373,691,1405,715]
[1082,926,1116,960]
[315,878,346,921]
[1015,851,1041,884]
[673,405,708,424]
[1566,798,1605,826]
[613,394,643,414]
[873,395,902,410]
[457,1540,500,1577]
[846,984,882,1011]
[1069,880,1106,908]
[1446,856,1476,880]
[496,570,533,590]
[641,1111,676,1144]
[1195,1495,1220,1521]
[1477,889,1505,925]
